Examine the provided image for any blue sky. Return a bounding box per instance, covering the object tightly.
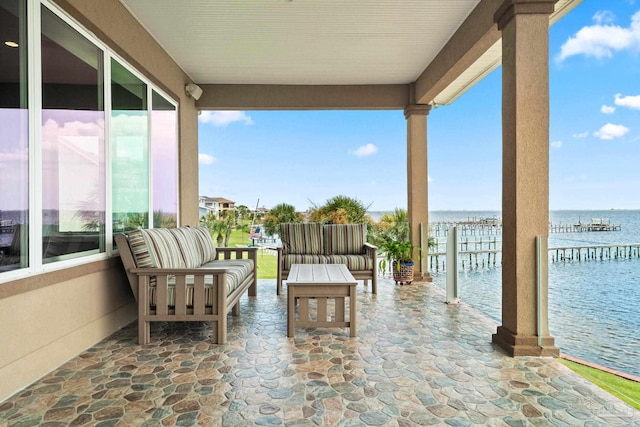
[199,0,640,212]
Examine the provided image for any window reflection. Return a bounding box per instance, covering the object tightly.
[152,91,177,228]
[111,59,148,235]
[41,5,105,263]
[0,0,28,272]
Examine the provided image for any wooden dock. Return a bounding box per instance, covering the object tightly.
[427,242,640,272]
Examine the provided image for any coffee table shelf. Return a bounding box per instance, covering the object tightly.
[286,264,357,337]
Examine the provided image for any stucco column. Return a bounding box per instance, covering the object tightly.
[178,100,200,226]
[404,104,431,280]
[492,0,559,356]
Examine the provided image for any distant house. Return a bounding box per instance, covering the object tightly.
[211,197,236,212]
[198,196,236,218]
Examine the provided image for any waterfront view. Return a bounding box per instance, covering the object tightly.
[420,209,640,378]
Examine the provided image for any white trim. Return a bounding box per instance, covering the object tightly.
[40,252,110,273]
[104,52,114,255]
[174,101,180,226]
[29,0,42,272]
[147,84,154,228]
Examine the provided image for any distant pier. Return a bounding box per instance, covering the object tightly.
[550,218,621,233]
[429,217,621,237]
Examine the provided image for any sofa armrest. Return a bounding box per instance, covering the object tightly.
[216,246,258,262]
[364,242,377,257]
[215,247,258,296]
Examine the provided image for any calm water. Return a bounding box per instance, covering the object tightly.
[420,210,640,378]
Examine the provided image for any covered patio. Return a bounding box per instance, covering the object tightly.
[1,279,637,426]
[4,0,637,419]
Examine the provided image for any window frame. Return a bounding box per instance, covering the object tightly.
[0,0,180,282]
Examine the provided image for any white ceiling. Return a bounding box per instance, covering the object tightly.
[120,0,581,104]
[120,0,482,85]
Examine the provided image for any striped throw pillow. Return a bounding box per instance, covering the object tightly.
[169,227,202,268]
[128,229,158,268]
[189,226,217,263]
[141,228,186,268]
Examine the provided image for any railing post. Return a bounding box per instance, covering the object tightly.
[419,222,425,277]
[446,226,459,304]
[536,235,543,347]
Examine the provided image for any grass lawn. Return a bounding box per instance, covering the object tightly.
[222,227,277,279]
[558,358,640,410]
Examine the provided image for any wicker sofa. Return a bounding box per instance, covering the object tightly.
[115,226,257,345]
[276,223,377,295]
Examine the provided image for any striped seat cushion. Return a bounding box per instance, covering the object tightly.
[280,223,324,255]
[200,259,255,295]
[323,223,367,255]
[325,254,373,271]
[149,258,255,306]
[282,254,372,271]
[282,254,330,270]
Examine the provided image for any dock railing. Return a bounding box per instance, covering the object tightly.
[428,241,640,272]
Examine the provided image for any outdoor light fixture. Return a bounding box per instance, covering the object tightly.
[185,83,203,100]
[4,41,19,48]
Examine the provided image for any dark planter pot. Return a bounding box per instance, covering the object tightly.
[392,260,414,284]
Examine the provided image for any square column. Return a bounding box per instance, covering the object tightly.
[404,104,431,280]
[493,0,559,356]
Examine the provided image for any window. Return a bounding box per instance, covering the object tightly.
[111,59,148,235]
[0,0,28,271]
[151,90,177,228]
[0,2,180,280]
[41,5,105,263]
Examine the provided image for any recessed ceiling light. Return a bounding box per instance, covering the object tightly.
[4,41,19,48]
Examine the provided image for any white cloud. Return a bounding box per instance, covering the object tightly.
[572,131,589,138]
[427,176,433,183]
[614,93,640,109]
[551,140,563,149]
[556,10,640,61]
[593,123,630,140]
[352,143,378,157]
[593,10,616,25]
[198,111,254,126]
[601,105,616,114]
[199,153,216,165]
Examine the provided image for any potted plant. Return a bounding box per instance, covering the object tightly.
[379,237,418,285]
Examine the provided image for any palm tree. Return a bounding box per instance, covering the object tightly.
[263,203,301,236]
[308,195,371,224]
[200,211,227,246]
[236,205,250,222]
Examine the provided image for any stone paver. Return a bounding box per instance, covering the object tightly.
[1,279,638,426]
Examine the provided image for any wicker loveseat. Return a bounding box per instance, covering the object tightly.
[276,223,377,295]
[115,226,257,345]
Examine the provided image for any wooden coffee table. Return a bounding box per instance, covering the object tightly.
[286,264,357,337]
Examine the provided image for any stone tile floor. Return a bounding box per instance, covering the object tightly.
[1,278,639,426]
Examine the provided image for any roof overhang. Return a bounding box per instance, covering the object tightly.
[119,0,582,110]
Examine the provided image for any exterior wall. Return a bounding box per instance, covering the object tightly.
[0,0,199,402]
[0,260,135,402]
